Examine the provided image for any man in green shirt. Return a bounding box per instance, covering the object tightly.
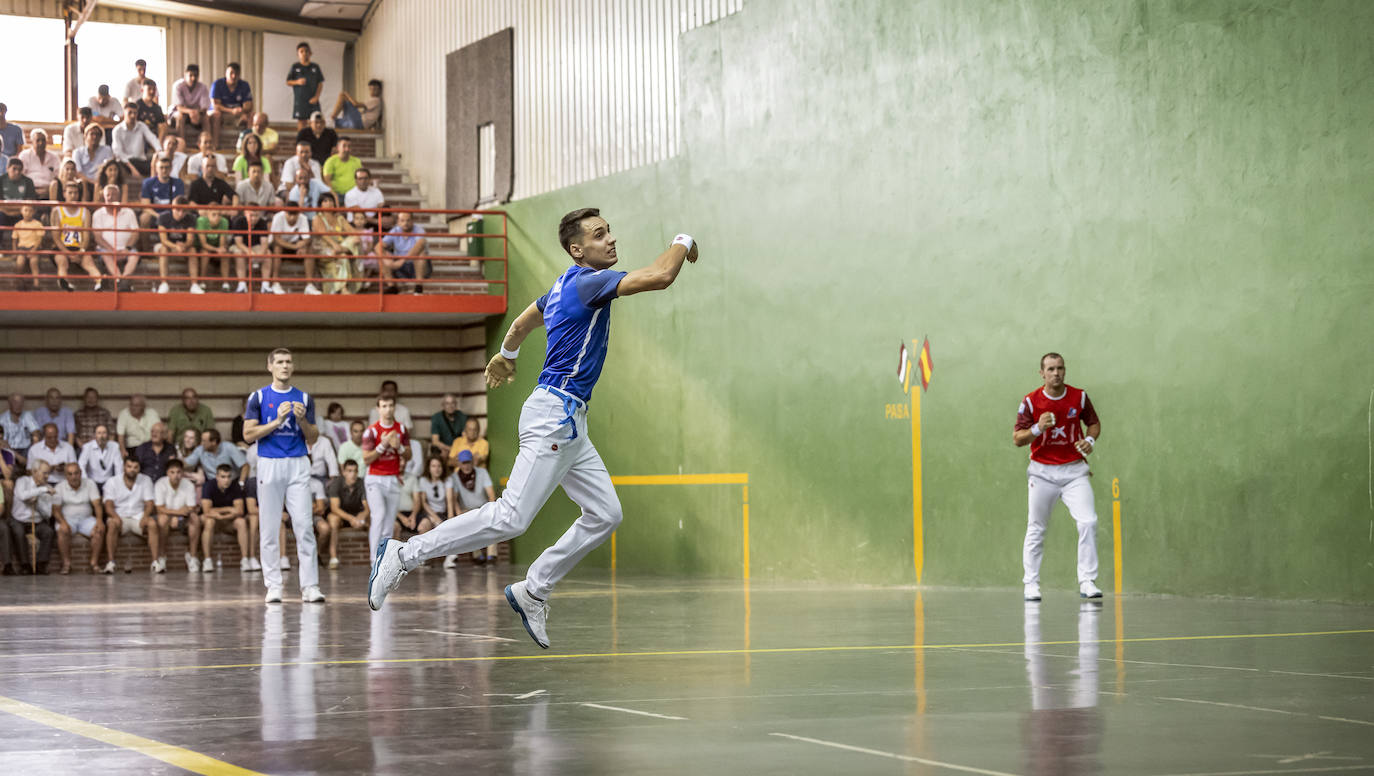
[195,206,232,292]
[168,388,216,441]
[321,137,362,197]
[428,393,468,459]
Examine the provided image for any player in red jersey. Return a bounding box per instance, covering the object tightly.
[361,395,410,559]
[1013,352,1103,601]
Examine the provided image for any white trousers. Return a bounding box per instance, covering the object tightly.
[364,474,402,558]
[1022,460,1099,585]
[258,456,319,591]
[400,387,622,599]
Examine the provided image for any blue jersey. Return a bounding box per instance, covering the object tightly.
[245,385,316,458]
[536,265,627,403]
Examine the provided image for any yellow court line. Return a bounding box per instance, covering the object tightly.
[11,628,1372,678]
[0,695,267,776]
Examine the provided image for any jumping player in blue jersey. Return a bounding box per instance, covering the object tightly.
[244,347,325,604]
[369,207,698,647]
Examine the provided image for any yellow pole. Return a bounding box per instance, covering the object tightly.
[741,485,751,581]
[911,386,923,584]
[1112,478,1123,594]
[610,531,617,573]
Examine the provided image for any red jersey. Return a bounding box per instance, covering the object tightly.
[361,420,409,476]
[1014,384,1099,466]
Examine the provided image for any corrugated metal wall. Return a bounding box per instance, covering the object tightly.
[357,0,744,203]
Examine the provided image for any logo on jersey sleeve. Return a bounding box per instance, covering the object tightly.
[1068,408,1078,419]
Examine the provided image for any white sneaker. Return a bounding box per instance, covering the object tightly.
[158,557,168,573]
[443,554,458,569]
[150,560,160,573]
[280,556,290,570]
[185,553,200,573]
[303,283,321,295]
[202,557,215,573]
[101,561,116,574]
[235,281,248,293]
[1024,583,1042,601]
[241,557,252,571]
[189,282,205,294]
[260,281,272,293]
[271,282,286,294]
[249,557,261,571]
[302,584,326,603]
[505,580,550,649]
[156,281,170,294]
[1079,580,1103,599]
[328,556,340,569]
[264,586,283,604]
[367,538,408,611]
[221,282,232,292]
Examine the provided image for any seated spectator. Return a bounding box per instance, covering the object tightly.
[231,133,273,186]
[194,204,233,293]
[1,158,38,251]
[154,458,201,573]
[50,159,93,203]
[160,135,188,179]
[287,42,325,130]
[319,402,349,448]
[209,62,253,150]
[6,461,55,574]
[51,182,101,291]
[112,102,160,177]
[313,191,360,294]
[88,85,123,132]
[153,196,198,294]
[2,393,40,468]
[286,167,329,210]
[168,389,216,441]
[33,388,76,447]
[73,124,114,186]
[186,131,229,180]
[269,200,318,294]
[92,184,140,292]
[140,155,186,238]
[235,157,275,208]
[8,203,46,290]
[0,103,23,158]
[230,197,273,294]
[133,421,174,482]
[75,387,114,447]
[78,423,121,487]
[400,456,450,542]
[239,112,278,156]
[19,128,60,193]
[309,432,339,485]
[296,112,338,166]
[96,158,128,199]
[118,393,161,456]
[321,137,360,197]
[199,463,248,573]
[30,423,77,484]
[63,107,103,155]
[277,142,321,195]
[376,210,429,294]
[343,166,386,232]
[100,456,155,574]
[336,419,366,472]
[189,156,235,210]
[448,417,489,468]
[449,449,498,564]
[53,462,106,574]
[169,64,211,142]
[135,81,166,141]
[429,393,468,459]
[174,428,203,484]
[331,79,383,130]
[368,381,414,430]
[123,59,152,104]
[187,428,247,482]
[324,459,367,568]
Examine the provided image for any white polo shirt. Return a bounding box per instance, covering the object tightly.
[103,473,154,519]
[344,184,385,222]
[28,440,77,484]
[55,478,102,523]
[155,476,199,512]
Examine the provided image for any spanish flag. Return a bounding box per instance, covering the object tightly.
[917,337,933,392]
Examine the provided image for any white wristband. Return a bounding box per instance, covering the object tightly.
[672,233,694,252]
[500,345,519,360]
[1084,435,1095,447]
[1029,424,1042,437]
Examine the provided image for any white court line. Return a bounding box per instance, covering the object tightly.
[580,702,687,721]
[515,689,546,700]
[1158,697,1301,716]
[1318,716,1374,727]
[769,733,1020,776]
[412,629,518,643]
[1152,766,1374,776]
[1272,669,1374,681]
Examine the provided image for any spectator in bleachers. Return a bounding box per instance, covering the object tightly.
[53,462,105,574]
[96,159,127,198]
[135,81,166,141]
[319,403,348,448]
[230,194,272,294]
[8,461,55,574]
[186,131,228,180]
[52,183,97,292]
[296,111,338,166]
[3,394,40,468]
[368,381,414,430]
[174,428,203,484]
[287,42,326,130]
[117,394,160,456]
[63,107,102,154]
[153,196,198,294]
[235,157,274,207]
[188,428,247,483]
[331,79,383,130]
[168,389,215,441]
[336,419,366,472]
[450,449,498,564]
[9,203,46,290]
[231,133,272,187]
[160,136,188,179]
[112,102,160,178]
[101,455,154,574]
[169,64,211,143]
[92,184,140,292]
[400,455,449,542]
[19,129,60,193]
[285,166,329,209]
[313,191,360,294]
[324,459,367,568]
[30,423,77,485]
[199,463,247,574]
[89,86,122,144]
[448,417,489,469]
[429,393,468,460]
[73,125,114,186]
[33,388,76,447]
[194,204,233,293]
[154,458,201,573]
[189,157,235,210]
[50,163,93,205]
[278,142,321,195]
[75,388,114,447]
[268,196,317,295]
[123,59,152,104]
[79,423,121,488]
[377,210,429,294]
[237,112,278,156]
[322,136,360,197]
[140,155,186,237]
[1,158,38,251]
[0,103,24,157]
[133,421,174,482]
[309,431,339,485]
[209,62,253,150]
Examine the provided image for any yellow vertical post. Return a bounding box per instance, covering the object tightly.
[610,531,617,573]
[910,386,923,584]
[1111,478,1123,594]
[742,485,751,581]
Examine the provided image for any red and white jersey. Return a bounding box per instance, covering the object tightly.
[361,420,409,477]
[1015,384,1099,466]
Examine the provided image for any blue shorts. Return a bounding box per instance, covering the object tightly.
[335,102,363,129]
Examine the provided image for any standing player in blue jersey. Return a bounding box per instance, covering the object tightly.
[244,348,325,604]
[369,207,698,647]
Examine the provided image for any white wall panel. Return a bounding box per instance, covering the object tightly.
[357,0,743,203]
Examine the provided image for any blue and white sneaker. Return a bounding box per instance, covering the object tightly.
[368,538,408,611]
[1079,580,1103,599]
[505,580,550,649]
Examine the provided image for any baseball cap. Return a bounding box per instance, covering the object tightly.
[309,110,324,120]
[457,450,473,463]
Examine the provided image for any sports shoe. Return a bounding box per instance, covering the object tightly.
[1079,581,1103,599]
[367,538,408,611]
[505,580,550,649]
[280,556,290,570]
[443,554,458,569]
[249,557,261,571]
[1024,583,1041,601]
[59,278,74,292]
[189,282,205,294]
[302,585,326,603]
[93,280,103,292]
[202,557,215,573]
[102,561,116,574]
[328,556,340,570]
[260,281,272,293]
[158,557,168,573]
[185,553,200,573]
[303,283,321,295]
[235,281,248,293]
[264,586,283,604]
[150,560,160,573]
[241,557,252,571]
[271,282,286,295]
[221,282,232,292]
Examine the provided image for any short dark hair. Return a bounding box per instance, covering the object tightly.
[343,459,358,469]
[558,208,600,255]
[166,458,184,471]
[349,420,365,430]
[78,106,93,119]
[216,463,234,474]
[135,58,146,67]
[172,195,190,205]
[84,386,99,396]
[367,79,382,89]
[6,158,21,170]
[204,428,221,444]
[381,379,397,390]
[1040,352,1064,369]
[125,456,141,466]
[326,401,344,416]
[376,394,395,406]
[354,167,370,178]
[186,64,199,74]
[297,41,311,52]
[227,62,240,73]
[268,347,292,362]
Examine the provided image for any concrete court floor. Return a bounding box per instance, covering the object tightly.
[0,566,1371,776]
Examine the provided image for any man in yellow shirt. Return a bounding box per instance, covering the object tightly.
[447,418,489,469]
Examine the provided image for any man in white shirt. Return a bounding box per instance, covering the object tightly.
[112,102,160,177]
[6,461,56,574]
[367,380,414,430]
[310,434,339,484]
[88,85,123,130]
[277,142,322,195]
[269,205,315,295]
[18,129,60,192]
[343,166,386,230]
[78,423,122,487]
[53,462,105,574]
[116,394,160,455]
[185,131,229,179]
[155,458,202,573]
[160,135,188,179]
[123,59,151,104]
[63,108,104,155]
[101,456,155,574]
[29,423,77,485]
[92,184,141,292]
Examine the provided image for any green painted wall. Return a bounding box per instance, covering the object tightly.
[485,0,1374,601]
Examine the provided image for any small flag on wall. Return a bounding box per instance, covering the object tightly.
[917,337,933,391]
[897,343,910,388]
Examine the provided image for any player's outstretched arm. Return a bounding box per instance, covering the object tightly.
[486,301,546,389]
[615,234,699,298]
